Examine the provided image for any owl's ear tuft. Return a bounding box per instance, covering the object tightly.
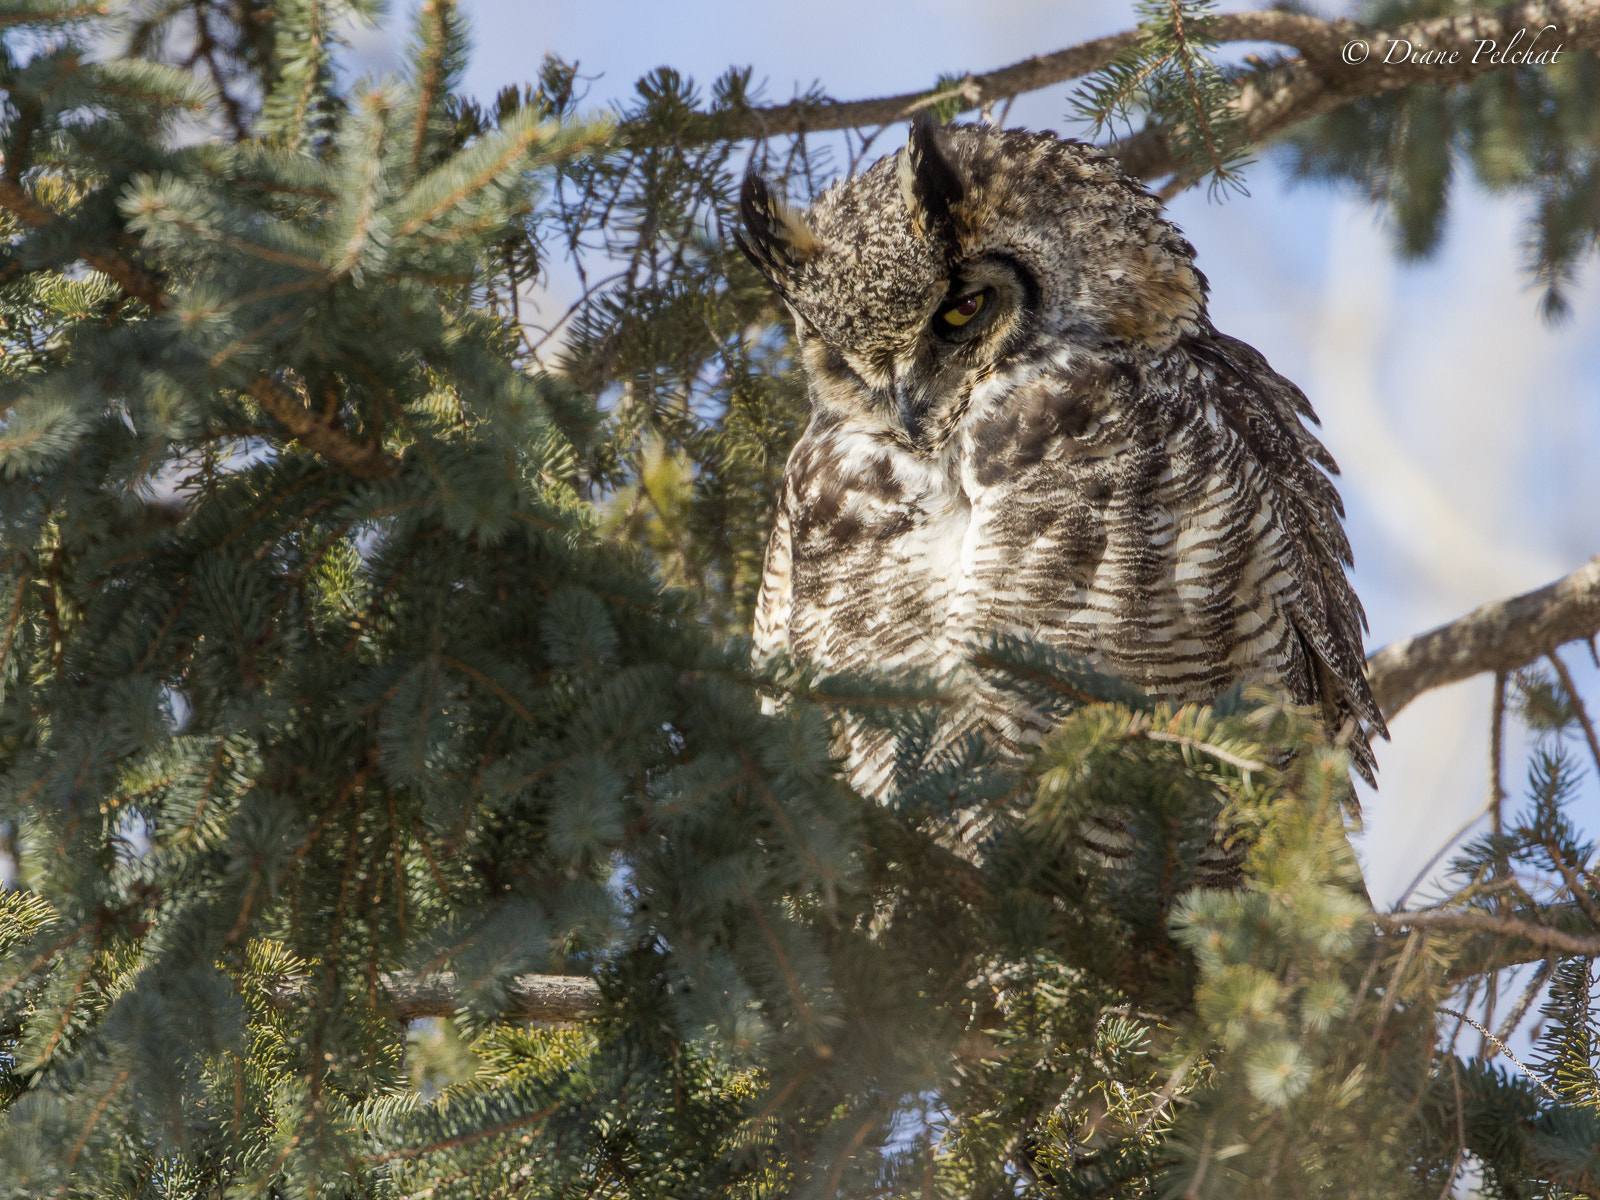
[737,172,817,289]
[899,112,966,245]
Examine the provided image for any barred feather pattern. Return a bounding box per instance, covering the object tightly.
[744,121,1384,876]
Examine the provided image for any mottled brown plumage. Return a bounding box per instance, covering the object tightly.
[740,118,1385,806]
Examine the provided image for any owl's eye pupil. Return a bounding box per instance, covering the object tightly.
[940,291,986,329]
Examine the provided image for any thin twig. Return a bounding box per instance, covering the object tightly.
[1133,1051,1197,1136]
[1478,967,1500,1060]
[1373,928,1423,1042]
[1544,839,1600,930]
[1490,957,1557,1057]
[1490,671,1508,836]
[1435,1057,1465,1200]
[1436,1007,1561,1100]
[1548,649,1600,784]
[1393,801,1495,911]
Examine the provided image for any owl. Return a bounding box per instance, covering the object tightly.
[737,117,1385,810]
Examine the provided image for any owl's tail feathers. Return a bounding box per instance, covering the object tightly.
[1306,645,1384,792]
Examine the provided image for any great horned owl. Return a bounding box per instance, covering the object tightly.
[738,118,1385,803]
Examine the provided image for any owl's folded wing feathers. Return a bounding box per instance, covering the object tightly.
[1187,328,1388,782]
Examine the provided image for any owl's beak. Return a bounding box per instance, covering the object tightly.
[893,372,941,445]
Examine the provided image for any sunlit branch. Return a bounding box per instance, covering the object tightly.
[1366,557,1600,720]
[262,970,604,1023]
[643,0,1600,190]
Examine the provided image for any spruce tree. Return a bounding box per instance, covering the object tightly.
[1,2,1598,1198]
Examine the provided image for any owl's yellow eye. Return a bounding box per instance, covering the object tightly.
[942,292,985,326]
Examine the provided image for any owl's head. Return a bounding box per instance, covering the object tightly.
[737,118,1207,451]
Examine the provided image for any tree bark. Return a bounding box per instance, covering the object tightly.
[1366,557,1600,719]
[1376,907,1600,960]
[647,0,1600,188]
[246,378,395,480]
[261,970,604,1023]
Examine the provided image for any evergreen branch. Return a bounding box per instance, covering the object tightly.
[822,1107,889,1198]
[1547,649,1600,781]
[0,178,166,309]
[207,307,297,369]
[280,0,327,154]
[438,654,537,725]
[1164,0,1234,185]
[967,650,1102,706]
[367,1103,561,1164]
[330,92,392,279]
[1366,556,1600,719]
[259,970,601,1022]
[186,0,248,141]
[634,1,1600,188]
[412,816,453,900]
[31,923,104,1065]
[1141,729,1264,772]
[0,566,29,684]
[1544,838,1600,930]
[1123,0,1600,183]
[394,116,605,239]
[1376,909,1600,958]
[60,1067,131,1178]
[407,0,452,183]
[246,377,394,479]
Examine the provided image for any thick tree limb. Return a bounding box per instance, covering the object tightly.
[1366,557,1600,719]
[384,971,601,1022]
[246,378,395,480]
[657,1,1600,185]
[661,30,1141,143]
[262,970,603,1022]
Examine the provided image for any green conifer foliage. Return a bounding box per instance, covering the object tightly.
[0,2,1597,1198]
[1287,0,1600,319]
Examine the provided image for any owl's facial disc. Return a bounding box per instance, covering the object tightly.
[886,253,1035,447]
[790,251,1038,451]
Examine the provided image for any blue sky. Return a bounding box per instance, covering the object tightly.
[350,0,1600,904]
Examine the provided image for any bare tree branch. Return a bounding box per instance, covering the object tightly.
[1489,671,1508,835]
[654,31,1142,144]
[262,970,603,1023]
[1548,649,1600,781]
[1366,557,1600,720]
[1377,908,1600,958]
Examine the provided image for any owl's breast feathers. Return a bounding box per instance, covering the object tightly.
[755,419,967,677]
[754,329,1386,791]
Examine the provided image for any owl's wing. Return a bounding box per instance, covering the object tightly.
[1188,329,1388,780]
[752,492,793,667]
